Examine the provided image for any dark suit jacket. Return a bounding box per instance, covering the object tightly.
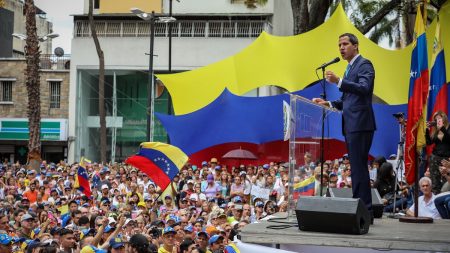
[331,55,376,135]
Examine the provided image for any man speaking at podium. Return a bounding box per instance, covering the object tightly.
[313,33,376,215]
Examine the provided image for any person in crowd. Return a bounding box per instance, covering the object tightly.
[406,177,441,219]
[434,158,450,219]
[426,111,450,194]
[373,162,407,212]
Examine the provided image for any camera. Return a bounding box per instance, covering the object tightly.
[149,226,161,238]
[428,121,437,127]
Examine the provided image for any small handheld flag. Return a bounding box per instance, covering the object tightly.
[74,157,92,198]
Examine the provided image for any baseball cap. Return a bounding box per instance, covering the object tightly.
[183,224,194,232]
[103,225,114,233]
[233,196,242,203]
[0,233,12,245]
[162,226,176,235]
[255,201,264,207]
[109,237,125,249]
[210,158,218,163]
[207,174,214,182]
[21,213,34,222]
[263,164,270,169]
[201,161,208,166]
[101,184,109,190]
[214,165,221,170]
[187,180,194,185]
[209,234,224,245]
[80,245,107,253]
[196,231,209,238]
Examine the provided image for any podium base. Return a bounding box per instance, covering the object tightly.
[399,216,433,223]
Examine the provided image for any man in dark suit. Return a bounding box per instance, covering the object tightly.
[313,33,376,213]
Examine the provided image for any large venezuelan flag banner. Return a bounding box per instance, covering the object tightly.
[74,157,92,198]
[293,176,315,199]
[428,19,448,118]
[405,6,429,185]
[126,142,188,191]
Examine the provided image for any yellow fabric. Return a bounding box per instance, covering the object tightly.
[158,3,450,115]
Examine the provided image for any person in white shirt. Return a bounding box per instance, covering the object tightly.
[407,176,441,219]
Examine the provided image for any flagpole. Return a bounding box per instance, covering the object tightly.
[399,2,432,223]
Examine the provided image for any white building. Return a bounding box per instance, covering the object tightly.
[68,0,293,163]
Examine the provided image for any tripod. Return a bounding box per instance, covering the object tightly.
[388,123,406,218]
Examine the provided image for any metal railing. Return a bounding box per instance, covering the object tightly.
[39,54,70,70]
[74,20,270,38]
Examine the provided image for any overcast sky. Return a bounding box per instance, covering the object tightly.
[34,0,84,54]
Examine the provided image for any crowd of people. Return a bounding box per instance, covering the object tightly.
[0,110,448,253]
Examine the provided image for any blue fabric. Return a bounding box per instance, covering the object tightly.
[156,82,406,158]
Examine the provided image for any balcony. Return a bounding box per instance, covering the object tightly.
[74,19,270,38]
[39,54,70,70]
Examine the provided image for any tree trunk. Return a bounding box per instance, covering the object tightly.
[308,0,331,30]
[291,0,309,35]
[24,0,41,172]
[88,0,107,163]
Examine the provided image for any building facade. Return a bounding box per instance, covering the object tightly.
[69,0,293,163]
[1,0,54,56]
[0,56,70,164]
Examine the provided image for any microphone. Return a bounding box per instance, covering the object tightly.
[316,57,340,70]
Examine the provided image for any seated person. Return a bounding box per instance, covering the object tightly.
[434,159,450,219]
[373,162,407,212]
[406,177,441,219]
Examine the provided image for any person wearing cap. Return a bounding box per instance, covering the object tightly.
[158,227,177,253]
[209,234,224,253]
[195,231,211,253]
[253,201,266,221]
[204,174,220,199]
[109,236,125,252]
[16,213,35,239]
[0,233,12,253]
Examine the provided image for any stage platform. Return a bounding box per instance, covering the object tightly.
[239,213,450,252]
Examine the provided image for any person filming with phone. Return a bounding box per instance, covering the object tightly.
[426,111,450,194]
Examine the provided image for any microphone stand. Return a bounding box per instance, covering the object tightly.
[319,66,327,197]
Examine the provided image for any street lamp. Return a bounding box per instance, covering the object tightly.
[131,8,176,142]
[12,32,59,42]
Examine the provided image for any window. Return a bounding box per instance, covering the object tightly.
[0,80,13,103]
[94,0,100,9]
[49,81,61,108]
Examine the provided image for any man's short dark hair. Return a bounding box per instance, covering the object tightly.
[339,33,359,45]
[58,228,74,237]
[78,216,90,226]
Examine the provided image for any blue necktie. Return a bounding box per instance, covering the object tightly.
[344,64,351,77]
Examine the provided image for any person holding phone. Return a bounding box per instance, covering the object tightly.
[426,111,450,194]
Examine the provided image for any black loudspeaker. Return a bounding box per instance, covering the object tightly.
[327,188,384,218]
[295,196,370,235]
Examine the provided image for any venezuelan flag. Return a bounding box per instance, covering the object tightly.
[405,6,429,185]
[428,19,448,118]
[293,176,315,199]
[74,157,92,198]
[125,142,188,191]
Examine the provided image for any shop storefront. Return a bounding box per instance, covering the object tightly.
[0,118,68,164]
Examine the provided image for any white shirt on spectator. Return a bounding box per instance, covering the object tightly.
[408,194,441,219]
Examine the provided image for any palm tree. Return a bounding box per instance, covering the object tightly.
[24,0,42,171]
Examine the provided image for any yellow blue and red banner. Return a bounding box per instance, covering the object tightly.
[125,142,188,191]
[293,176,315,199]
[405,6,429,185]
[74,157,92,198]
[428,19,448,118]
